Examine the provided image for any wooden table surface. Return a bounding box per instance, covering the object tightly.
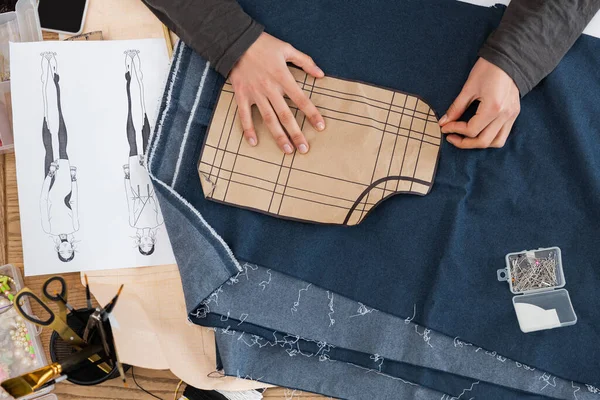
[0,34,324,400]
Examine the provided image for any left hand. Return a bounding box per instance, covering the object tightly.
[439,57,520,149]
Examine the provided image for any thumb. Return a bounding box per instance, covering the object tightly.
[440,88,473,126]
[286,46,324,79]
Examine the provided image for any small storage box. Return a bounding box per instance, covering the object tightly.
[497,247,577,333]
[0,264,54,399]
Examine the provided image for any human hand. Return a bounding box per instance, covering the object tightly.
[70,166,77,181]
[123,164,130,179]
[229,32,326,154]
[439,57,520,149]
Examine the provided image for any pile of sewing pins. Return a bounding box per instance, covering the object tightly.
[510,251,559,292]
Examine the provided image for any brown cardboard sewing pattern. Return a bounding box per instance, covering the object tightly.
[199,68,441,226]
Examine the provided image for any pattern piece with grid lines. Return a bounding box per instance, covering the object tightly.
[198,68,441,226]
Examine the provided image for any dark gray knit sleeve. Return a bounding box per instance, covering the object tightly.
[479,0,600,96]
[142,0,264,77]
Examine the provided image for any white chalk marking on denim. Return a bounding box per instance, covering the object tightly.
[227,263,258,286]
[453,337,473,348]
[515,362,536,371]
[258,269,272,291]
[349,302,377,318]
[370,354,384,372]
[456,381,479,399]
[190,307,207,319]
[207,286,223,306]
[326,291,335,327]
[572,381,581,399]
[242,263,258,280]
[221,325,235,335]
[348,362,417,386]
[235,369,264,383]
[238,313,248,325]
[539,373,557,391]
[587,384,600,394]
[291,284,312,314]
[405,304,417,324]
[414,325,434,348]
[220,311,230,322]
[172,61,211,187]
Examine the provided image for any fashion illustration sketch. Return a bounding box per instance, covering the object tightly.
[39,52,79,262]
[123,49,164,256]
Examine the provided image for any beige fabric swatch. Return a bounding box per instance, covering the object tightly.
[199,68,441,226]
[85,266,267,391]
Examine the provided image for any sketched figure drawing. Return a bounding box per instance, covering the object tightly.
[123,49,163,256]
[40,52,79,262]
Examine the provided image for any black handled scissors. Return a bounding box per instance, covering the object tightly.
[41,276,69,322]
[14,281,112,373]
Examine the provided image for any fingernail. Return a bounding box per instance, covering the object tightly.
[316,122,325,131]
[439,115,448,125]
[248,137,257,146]
[446,136,456,144]
[315,67,324,76]
[298,144,308,154]
[283,144,293,154]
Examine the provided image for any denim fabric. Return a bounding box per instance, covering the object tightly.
[194,0,600,385]
[214,330,567,400]
[200,263,592,400]
[148,0,600,397]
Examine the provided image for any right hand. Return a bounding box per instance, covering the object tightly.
[229,32,326,155]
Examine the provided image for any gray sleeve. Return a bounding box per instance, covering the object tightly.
[142,0,264,77]
[479,0,600,96]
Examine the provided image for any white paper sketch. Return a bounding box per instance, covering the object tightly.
[123,49,164,256]
[39,52,80,263]
[10,39,175,276]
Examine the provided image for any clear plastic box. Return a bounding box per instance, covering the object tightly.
[0,264,54,399]
[497,247,577,333]
[0,0,42,154]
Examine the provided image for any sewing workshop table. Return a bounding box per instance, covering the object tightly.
[0,35,324,400]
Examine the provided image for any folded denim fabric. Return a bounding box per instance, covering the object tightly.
[148,0,600,397]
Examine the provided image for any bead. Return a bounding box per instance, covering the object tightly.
[25,333,30,340]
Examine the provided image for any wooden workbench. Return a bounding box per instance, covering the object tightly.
[0,36,322,400]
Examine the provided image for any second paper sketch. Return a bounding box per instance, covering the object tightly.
[40,52,79,263]
[123,49,164,256]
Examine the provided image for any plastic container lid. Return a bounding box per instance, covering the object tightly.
[498,247,577,333]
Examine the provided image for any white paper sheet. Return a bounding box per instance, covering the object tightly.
[10,39,175,276]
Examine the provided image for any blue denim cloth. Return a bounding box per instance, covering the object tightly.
[204,264,591,399]
[147,0,600,397]
[148,40,599,399]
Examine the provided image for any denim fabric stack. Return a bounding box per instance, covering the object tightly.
[147,0,600,398]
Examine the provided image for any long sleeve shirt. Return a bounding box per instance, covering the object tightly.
[142,0,600,95]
